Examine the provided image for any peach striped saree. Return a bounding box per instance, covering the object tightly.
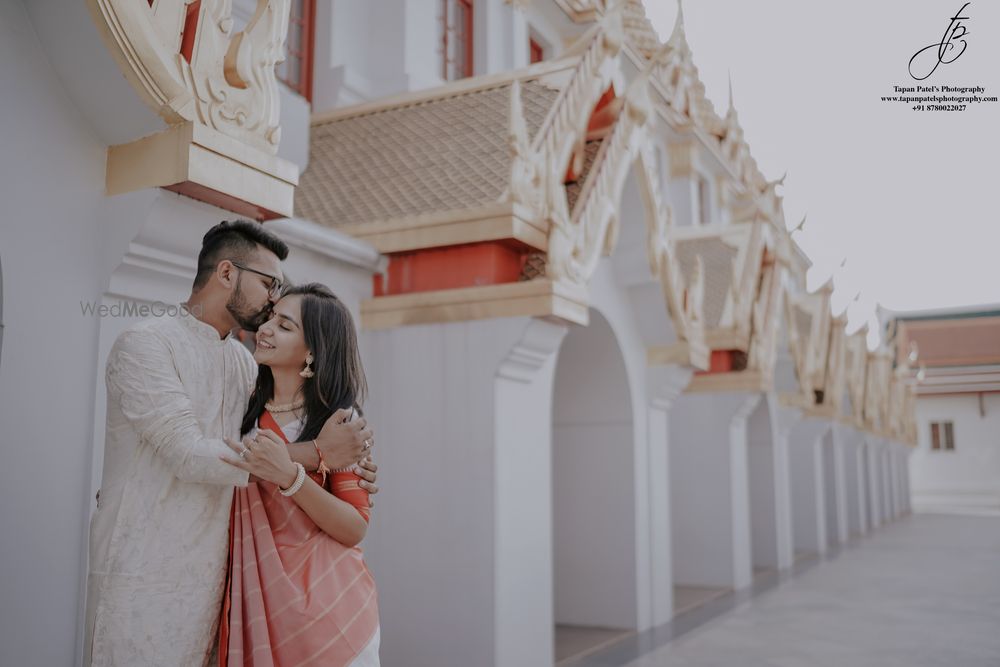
[219,411,380,666]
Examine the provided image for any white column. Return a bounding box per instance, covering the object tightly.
[788,421,828,555]
[363,316,567,667]
[671,392,759,590]
[835,425,865,537]
[828,429,850,544]
[496,319,568,667]
[867,439,883,528]
[881,445,893,521]
[645,365,694,626]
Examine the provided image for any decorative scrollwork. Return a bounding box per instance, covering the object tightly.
[88,0,291,154]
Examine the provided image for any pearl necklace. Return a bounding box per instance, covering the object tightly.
[265,398,305,413]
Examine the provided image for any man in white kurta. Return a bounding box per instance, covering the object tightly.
[84,309,255,666]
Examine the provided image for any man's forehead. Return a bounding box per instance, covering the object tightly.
[251,247,284,278]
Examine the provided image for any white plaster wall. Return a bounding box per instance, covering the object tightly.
[360,317,563,667]
[747,399,779,569]
[789,437,825,554]
[0,3,109,663]
[552,312,636,629]
[911,393,1000,510]
[857,439,873,531]
[582,259,666,632]
[865,441,883,527]
[314,0,446,112]
[494,320,564,667]
[671,392,755,589]
[821,431,840,546]
[519,0,588,61]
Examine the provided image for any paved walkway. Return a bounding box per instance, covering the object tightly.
[578,513,1000,667]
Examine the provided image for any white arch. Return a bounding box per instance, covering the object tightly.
[552,307,638,647]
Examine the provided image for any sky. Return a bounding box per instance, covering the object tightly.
[643,0,1000,343]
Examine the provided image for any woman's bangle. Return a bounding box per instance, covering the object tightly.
[312,438,331,486]
[279,463,306,497]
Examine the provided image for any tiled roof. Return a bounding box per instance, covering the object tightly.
[296,80,561,227]
[899,317,1000,367]
[676,236,738,329]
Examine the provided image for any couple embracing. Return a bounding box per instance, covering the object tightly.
[84,220,381,666]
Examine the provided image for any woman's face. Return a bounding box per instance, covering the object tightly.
[253,294,309,371]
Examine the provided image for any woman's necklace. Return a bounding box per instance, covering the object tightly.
[265,397,305,413]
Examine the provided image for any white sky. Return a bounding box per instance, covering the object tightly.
[643,0,1000,342]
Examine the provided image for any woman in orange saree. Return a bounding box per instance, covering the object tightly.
[219,283,380,666]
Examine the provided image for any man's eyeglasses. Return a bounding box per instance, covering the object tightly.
[231,261,283,297]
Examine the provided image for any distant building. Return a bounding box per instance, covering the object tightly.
[884,305,1000,511]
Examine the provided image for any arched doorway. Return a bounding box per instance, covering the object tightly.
[552,309,637,663]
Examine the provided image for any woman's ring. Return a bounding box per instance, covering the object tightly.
[240,447,250,459]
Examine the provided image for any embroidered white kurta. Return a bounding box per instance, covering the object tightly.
[84,311,255,666]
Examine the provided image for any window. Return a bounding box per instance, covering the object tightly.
[441,0,474,80]
[529,37,545,64]
[276,0,316,101]
[929,421,956,450]
[696,174,712,225]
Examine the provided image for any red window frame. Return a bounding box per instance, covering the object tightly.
[529,37,544,64]
[441,0,474,80]
[279,0,316,102]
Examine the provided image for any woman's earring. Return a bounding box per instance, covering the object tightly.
[300,352,315,378]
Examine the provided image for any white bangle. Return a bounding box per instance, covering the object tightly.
[279,463,306,497]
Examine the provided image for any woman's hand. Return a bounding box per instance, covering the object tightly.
[222,429,298,488]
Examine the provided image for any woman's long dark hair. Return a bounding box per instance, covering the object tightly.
[240,283,367,442]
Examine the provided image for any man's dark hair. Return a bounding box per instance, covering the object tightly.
[193,219,289,290]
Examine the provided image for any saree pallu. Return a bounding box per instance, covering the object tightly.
[219,411,379,666]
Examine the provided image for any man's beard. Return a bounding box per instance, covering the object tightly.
[226,279,271,331]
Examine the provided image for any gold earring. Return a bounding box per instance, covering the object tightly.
[300,352,315,378]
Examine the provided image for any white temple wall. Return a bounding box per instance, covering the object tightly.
[789,431,827,555]
[476,0,530,75]
[313,0,444,111]
[835,426,863,537]
[553,311,638,630]
[747,396,781,570]
[555,258,667,632]
[821,429,844,545]
[670,392,757,590]
[360,316,566,667]
[880,444,893,521]
[0,9,374,666]
[865,439,884,528]
[857,437,873,532]
[910,393,1000,511]
[313,0,544,113]
[0,4,112,663]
